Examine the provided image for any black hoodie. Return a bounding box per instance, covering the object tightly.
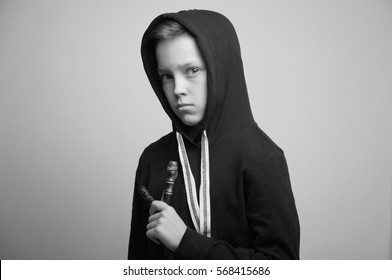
[128,9,300,259]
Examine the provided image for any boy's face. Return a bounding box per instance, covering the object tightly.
[156,34,207,126]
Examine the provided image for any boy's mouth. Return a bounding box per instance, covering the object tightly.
[176,103,193,110]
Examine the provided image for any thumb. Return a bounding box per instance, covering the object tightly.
[149,200,169,215]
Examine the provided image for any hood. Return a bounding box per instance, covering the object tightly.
[141,9,254,146]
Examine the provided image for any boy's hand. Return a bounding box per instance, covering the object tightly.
[146,200,187,252]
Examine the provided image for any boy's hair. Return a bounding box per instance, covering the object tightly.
[149,20,189,41]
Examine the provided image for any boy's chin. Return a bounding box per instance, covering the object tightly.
[178,115,202,127]
[181,120,201,127]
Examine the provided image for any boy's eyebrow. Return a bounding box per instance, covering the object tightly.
[157,67,167,73]
[157,61,205,73]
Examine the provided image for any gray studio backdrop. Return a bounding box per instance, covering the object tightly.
[1,0,391,259]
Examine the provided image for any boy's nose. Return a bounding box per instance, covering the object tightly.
[173,77,187,96]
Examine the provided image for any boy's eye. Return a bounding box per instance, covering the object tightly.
[186,67,200,77]
[160,74,173,82]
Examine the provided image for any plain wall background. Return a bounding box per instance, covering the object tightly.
[0,0,391,259]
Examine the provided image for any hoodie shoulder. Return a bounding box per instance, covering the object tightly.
[141,132,175,156]
[138,131,178,166]
[235,123,285,162]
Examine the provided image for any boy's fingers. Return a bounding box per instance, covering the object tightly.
[146,229,161,244]
[149,200,169,215]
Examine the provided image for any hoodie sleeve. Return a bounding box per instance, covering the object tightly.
[128,158,149,259]
[174,148,300,259]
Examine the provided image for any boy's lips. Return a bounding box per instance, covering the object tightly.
[176,103,193,110]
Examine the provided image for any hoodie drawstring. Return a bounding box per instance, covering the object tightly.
[176,130,211,237]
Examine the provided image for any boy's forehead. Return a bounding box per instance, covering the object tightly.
[156,34,197,54]
[155,35,204,68]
